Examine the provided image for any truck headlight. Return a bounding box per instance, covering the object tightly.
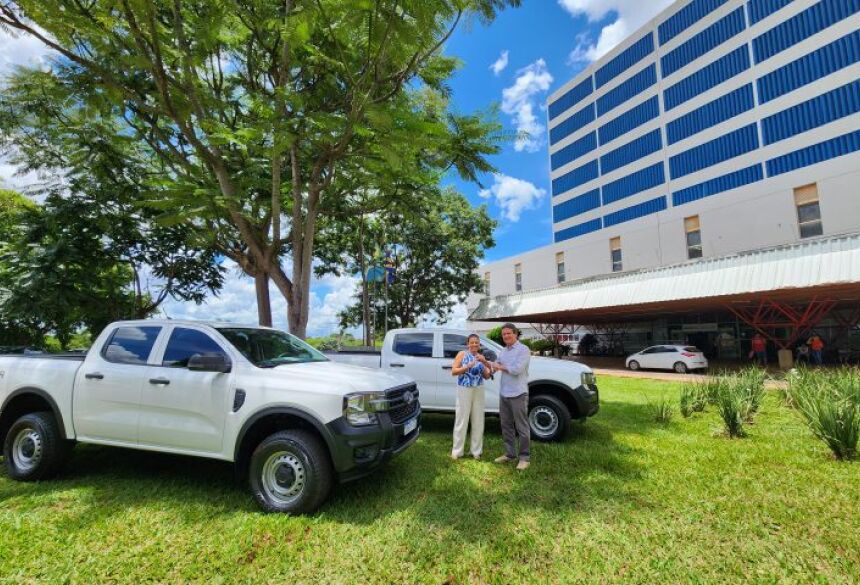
[343,392,388,426]
[581,372,596,386]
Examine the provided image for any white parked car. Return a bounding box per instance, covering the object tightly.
[625,345,708,374]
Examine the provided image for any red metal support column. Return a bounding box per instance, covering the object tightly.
[725,297,837,349]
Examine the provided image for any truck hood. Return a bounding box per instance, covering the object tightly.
[270,360,413,394]
[528,356,593,384]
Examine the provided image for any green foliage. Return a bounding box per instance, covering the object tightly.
[320,188,496,331]
[679,385,695,418]
[736,367,767,421]
[713,377,747,438]
[649,395,675,424]
[526,338,556,354]
[788,368,860,461]
[0,0,518,336]
[487,326,503,345]
[305,333,364,351]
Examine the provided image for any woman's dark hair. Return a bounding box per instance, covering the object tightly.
[467,333,480,343]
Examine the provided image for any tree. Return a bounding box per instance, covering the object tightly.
[318,187,495,332]
[0,0,516,337]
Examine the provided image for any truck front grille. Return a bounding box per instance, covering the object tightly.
[386,383,420,424]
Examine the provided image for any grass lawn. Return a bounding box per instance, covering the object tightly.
[1,377,858,584]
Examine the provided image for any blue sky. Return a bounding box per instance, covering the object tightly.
[0,1,674,334]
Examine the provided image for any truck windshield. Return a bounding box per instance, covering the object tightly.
[217,328,328,367]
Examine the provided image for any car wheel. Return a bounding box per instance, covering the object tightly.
[3,412,73,481]
[628,360,640,371]
[249,429,333,515]
[528,395,571,442]
[673,361,688,374]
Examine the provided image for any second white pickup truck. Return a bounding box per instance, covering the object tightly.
[329,328,598,441]
[0,320,420,514]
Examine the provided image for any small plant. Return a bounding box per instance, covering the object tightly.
[737,367,767,421]
[791,368,860,461]
[649,395,675,424]
[692,380,710,412]
[713,377,746,438]
[679,384,694,417]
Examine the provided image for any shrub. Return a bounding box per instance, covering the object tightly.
[737,367,767,421]
[679,385,694,418]
[487,326,503,345]
[649,395,674,424]
[790,368,860,461]
[713,377,746,438]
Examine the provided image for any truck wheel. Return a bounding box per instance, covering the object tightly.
[249,429,333,515]
[3,412,72,481]
[528,395,571,442]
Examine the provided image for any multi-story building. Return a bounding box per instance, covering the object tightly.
[468,0,860,361]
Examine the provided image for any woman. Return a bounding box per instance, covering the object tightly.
[451,334,492,460]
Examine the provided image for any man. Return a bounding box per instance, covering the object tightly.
[751,333,767,367]
[492,323,531,470]
[808,334,825,366]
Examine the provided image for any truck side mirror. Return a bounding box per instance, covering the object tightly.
[188,354,232,373]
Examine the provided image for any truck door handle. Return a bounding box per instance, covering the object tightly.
[85,372,104,380]
[149,377,171,386]
[442,366,453,370]
[389,363,405,368]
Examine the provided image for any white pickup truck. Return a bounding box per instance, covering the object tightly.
[329,328,598,441]
[0,320,420,514]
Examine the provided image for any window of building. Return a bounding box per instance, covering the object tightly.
[794,184,823,239]
[514,263,522,292]
[556,252,566,284]
[610,237,622,272]
[483,272,491,296]
[684,215,703,259]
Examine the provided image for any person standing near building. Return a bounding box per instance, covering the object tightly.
[752,333,767,367]
[450,334,491,460]
[492,323,531,470]
[808,334,825,366]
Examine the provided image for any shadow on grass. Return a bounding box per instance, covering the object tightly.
[0,399,669,533]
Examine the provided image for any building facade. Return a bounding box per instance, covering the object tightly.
[467,0,860,357]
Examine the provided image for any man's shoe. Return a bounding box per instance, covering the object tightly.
[494,455,514,464]
[450,453,461,461]
[516,460,530,471]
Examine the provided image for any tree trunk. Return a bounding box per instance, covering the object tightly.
[255,271,273,327]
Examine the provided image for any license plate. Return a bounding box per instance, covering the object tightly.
[403,417,417,435]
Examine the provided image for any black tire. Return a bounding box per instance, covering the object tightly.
[628,360,640,371]
[248,429,333,515]
[528,395,571,442]
[3,411,73,481]
[673,361,688,374]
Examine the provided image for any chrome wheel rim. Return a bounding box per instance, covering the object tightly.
[12,427,43,472]
[629,361,639,370]
[261,451,306,505]
[529,406,559,438]
[675,362,687,373]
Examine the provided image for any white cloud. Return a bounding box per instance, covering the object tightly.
[478,173,546,222]
[501,59,554,152]
[159,261,361,337]
[489,50,509,75]
[0,27,54,76]
[558,0,674,62]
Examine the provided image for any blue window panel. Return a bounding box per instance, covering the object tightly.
[672,164,764,206]
[667,84,755,145]
[549,77,594,120]
[597,64,657,118]
[604,197,668,228]
[553,189,601,223]
[552,159,599,196]
[596,33,655,89]
[669,124,759,179]
[663,45,750,111]
[757,30,860,104]
[555,218,603,242]
[659,0,728,45]
[661,8,746,78]
[762,81,860,146]
[767,130,860,176]
[748,0,794,25]
[600,130,663,176]
[551,132,597,170]
[550,103,596,144]
[599,96,660,146]
[752,0,860,64]
[602,163,666,205]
